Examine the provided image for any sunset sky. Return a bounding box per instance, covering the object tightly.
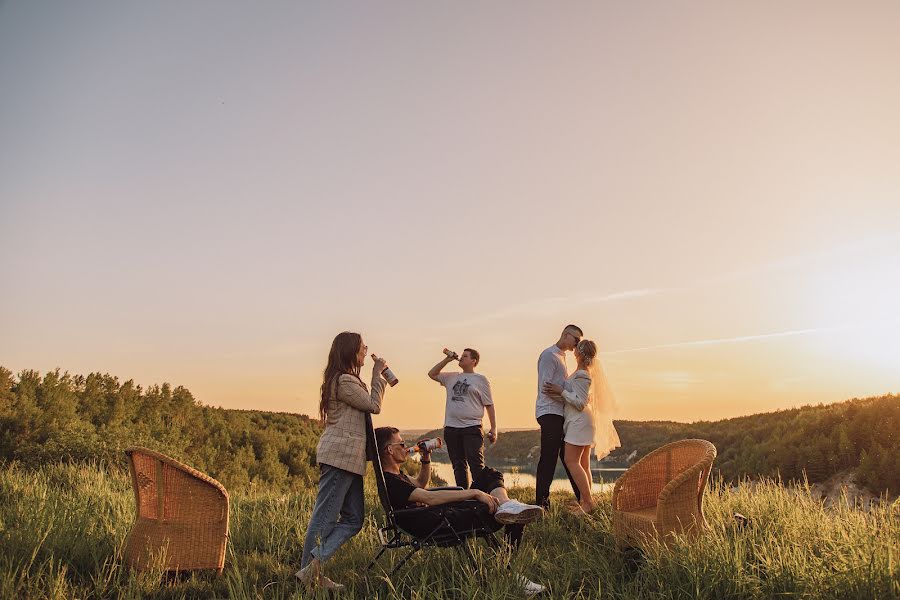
[2,2,899,429]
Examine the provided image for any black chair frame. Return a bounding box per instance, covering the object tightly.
[364,414,501,577]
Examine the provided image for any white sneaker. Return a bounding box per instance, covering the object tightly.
[517,575,546,596]
[495,499,544,525]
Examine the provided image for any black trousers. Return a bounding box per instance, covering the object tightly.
[534,414,581,509]
[395,467,523,549]
[443,425,485,489]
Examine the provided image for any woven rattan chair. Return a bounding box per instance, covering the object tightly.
[123,447,229,573]
[612,439,716,549]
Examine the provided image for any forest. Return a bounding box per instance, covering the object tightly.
[0,367,322,492]
[1,367,896,494]
[415,397,897,495]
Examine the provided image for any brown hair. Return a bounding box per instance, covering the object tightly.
[374,426,400,457]
[463,348,480,366]
[319,331,362,421]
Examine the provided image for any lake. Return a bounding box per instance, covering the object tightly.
[427,460,625,493]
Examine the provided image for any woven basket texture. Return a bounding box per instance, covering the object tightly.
[123,447,229,573]
[612,439,716,548]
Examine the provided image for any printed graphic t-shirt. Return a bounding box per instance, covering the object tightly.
[435,372,493,428]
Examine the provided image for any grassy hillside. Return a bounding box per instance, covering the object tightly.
[0,461,896,599]
[1,367,896,598]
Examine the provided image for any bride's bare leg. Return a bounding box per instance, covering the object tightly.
[564,443,593,511]
[579,448,594,512]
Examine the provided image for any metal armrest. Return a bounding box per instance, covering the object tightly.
[428,486,464,491]
[392,499,484,518]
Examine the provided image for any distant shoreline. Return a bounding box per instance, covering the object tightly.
[401,427,537,436]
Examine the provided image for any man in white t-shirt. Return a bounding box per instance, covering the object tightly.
[428,348,497,488]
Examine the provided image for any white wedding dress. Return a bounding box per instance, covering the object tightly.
[562,368,621,459]
[562,369,595,446]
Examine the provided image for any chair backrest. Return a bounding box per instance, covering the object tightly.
[642,439,715,484]
[364,413,397,527]
[667,440,714,480]
[125,447,229,523]
[614,438,717,513]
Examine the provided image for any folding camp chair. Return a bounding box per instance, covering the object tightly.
[364,414,501,577]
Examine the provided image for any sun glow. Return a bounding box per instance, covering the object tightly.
[810,251,900,371]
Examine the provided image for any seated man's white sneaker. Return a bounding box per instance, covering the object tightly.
[495,499,544,525]
[517,575,546,596]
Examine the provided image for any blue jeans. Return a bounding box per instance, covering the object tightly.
[300,464,365,568]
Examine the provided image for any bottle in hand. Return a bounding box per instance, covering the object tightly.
[407,437,444,455]
[371,353,399,386]
[443,348,459,360]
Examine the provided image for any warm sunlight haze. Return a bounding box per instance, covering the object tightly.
[2,2,899,429]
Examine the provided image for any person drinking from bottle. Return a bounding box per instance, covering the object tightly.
[375,426,546,596]
[428,347,496,488]
[295,331,391,591]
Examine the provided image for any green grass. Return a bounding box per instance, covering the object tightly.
[0,462,896,599]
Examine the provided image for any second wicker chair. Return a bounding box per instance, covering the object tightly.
[611,439,716,549]
[123,447,230,573]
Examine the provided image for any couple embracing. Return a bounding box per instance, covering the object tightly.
[535,324,621,514]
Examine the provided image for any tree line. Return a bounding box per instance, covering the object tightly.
[1,366,896,495]
[0,367,322,492]
[611,394,898,494]
[421,394,898,495]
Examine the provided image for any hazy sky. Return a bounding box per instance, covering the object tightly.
[2,1,899,429]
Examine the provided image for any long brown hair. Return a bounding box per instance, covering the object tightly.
[319,331,362,421]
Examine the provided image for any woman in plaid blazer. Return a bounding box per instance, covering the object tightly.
[296,331,389,591]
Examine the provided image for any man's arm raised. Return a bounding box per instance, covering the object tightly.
[414,450,432,488]
[428,354,456,382]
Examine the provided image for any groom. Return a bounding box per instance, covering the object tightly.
[534,324,583,509]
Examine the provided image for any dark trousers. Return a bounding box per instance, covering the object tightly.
[535,414,581,509]
[395,467,523,549]
[468,467,523,548]
[443,425,485,489]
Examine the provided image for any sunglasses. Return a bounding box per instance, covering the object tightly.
[385,441,407,450]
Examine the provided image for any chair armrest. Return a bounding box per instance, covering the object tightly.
[428,486,464,491]
[392,499,484,518]
[656,462,706,529]
[392,505,443,518]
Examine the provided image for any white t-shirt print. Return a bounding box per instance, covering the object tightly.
[436,372,494,428]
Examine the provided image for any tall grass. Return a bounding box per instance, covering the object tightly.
[0,462,896,599]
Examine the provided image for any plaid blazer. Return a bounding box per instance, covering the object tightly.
[316,371,386,476]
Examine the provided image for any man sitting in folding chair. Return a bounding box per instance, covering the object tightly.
[375,426,547,595]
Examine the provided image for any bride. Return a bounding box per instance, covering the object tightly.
[542,339,620,514]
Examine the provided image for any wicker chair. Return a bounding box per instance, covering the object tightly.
[123,447,229,573]
[612,439,716,549]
